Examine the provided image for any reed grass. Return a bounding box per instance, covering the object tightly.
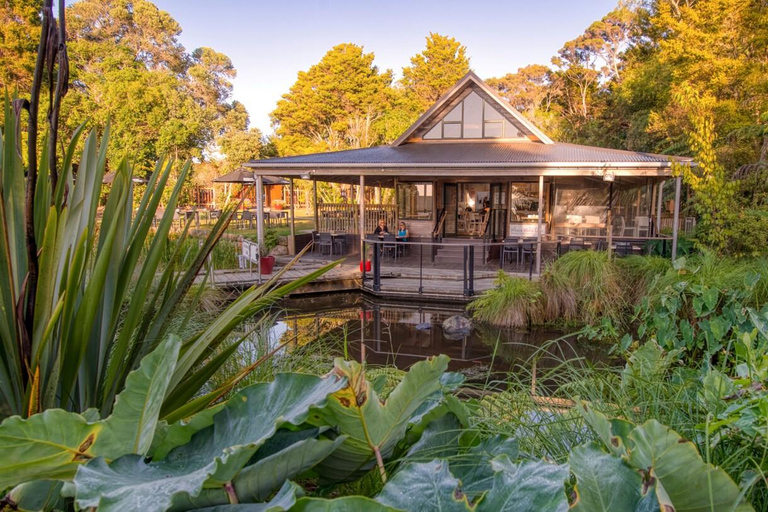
[468,272,544,328]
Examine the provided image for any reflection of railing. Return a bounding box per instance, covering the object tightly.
[317,203,396,233]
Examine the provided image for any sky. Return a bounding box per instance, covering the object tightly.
[152,0,619,135]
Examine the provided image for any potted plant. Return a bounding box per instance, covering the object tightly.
[259,243,276,274]
[272,199,285,210]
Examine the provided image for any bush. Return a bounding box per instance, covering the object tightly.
[541,251,626,326]
[468,272,544,328]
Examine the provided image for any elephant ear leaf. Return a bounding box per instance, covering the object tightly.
[0,335,180,489]
[312,355,450,483]
[577,401,633,457]
[570,442,658,512]
[376,459,474,512]
[73,373,345,512]
[477,455,569,512]
[98,334,182,459]
[0,410,102,489]
[627,420,754,512]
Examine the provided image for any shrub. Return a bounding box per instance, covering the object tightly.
[468,272,544,328]
[541,251,626,326]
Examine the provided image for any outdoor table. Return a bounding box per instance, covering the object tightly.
[330,232,346,254]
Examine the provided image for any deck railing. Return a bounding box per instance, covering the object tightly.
[359,234,675,299]
[317,203,396,233]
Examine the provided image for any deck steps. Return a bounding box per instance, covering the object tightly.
[433,239,486,265]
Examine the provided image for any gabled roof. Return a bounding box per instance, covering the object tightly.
[392,71,553,146]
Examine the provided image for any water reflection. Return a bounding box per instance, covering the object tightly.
[276,293,615,384]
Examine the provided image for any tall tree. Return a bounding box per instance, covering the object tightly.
[0,0,40,93]
[270,43,394,155]
[401,33,470,111]
[63,0,245,174]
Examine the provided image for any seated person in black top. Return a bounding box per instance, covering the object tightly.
[373,219,389,236]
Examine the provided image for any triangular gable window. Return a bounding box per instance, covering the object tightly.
[422,91,527,140]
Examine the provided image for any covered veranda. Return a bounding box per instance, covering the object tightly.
[242,72,692,299]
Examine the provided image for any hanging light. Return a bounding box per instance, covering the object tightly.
[603,170,615,182]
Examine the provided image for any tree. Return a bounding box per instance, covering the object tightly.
[486,65,561,134]
[60,0,248,177]
[671,83,738,253]
[271,43,394,155]
[0,0,39,93]
[401,33,470,111]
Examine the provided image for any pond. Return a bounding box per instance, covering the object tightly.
[270,292,617,387]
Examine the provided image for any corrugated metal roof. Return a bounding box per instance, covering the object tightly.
[247,142,690,168]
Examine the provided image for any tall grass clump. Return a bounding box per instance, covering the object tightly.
[468,272,544,328]
[541,250,625,326]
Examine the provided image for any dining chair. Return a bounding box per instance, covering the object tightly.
[382,234,398,260]
[317,233,333,256]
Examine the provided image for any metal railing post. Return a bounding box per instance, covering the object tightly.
[529,243,535,280]
[373,241,381,292]
[468,245,475,297]
[463,246,468,296]
[419,243,423,294]
[362,240,367,282]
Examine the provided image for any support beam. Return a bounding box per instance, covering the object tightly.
[607,181,614,259]
[313,178,319,231]
[256,175,265,246]
[671,176,682,261]
[656,179,665,236]
[359,175,365,259]
[256,175,264,282]
[289,178,296,254]
[536,175,544,274]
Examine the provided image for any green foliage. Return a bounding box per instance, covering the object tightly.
[542,250,626,326]
[468,272,543,328]
[271,44,394,156]
[637,253,768,359]
[670,84,739,253]
[400,33,470,111]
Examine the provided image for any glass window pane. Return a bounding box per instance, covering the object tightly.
[424,124,441,139]
[398,182,434,220]
[443,123,462,138]
[484,101,504,121]
[444,104,462,122]
[463,92,483,138]
[504,120,523,138]
[484,122,503,138]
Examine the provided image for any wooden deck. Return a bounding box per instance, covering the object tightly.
[199,253,533,301]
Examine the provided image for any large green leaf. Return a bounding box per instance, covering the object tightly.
[477,455,569,512]
[292,496,399,511]
[312,355,450,483]
[0,410,102,488]
[98,334,182,459]
[627,420,753,512]
[570,442,657,512]
[0,333,184,488]
[171,429,346,509]
[73,373,344,512]
[149,403,225,461]
[451,436,519,499]
[5,480,66,512]
[191,480,304,512]
[376,459,474,511]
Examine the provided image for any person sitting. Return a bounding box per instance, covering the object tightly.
[396,221,409,241]
[373,219,389,237]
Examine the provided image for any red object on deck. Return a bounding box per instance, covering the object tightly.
[360,260,371,272]
[260,256,275,275]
